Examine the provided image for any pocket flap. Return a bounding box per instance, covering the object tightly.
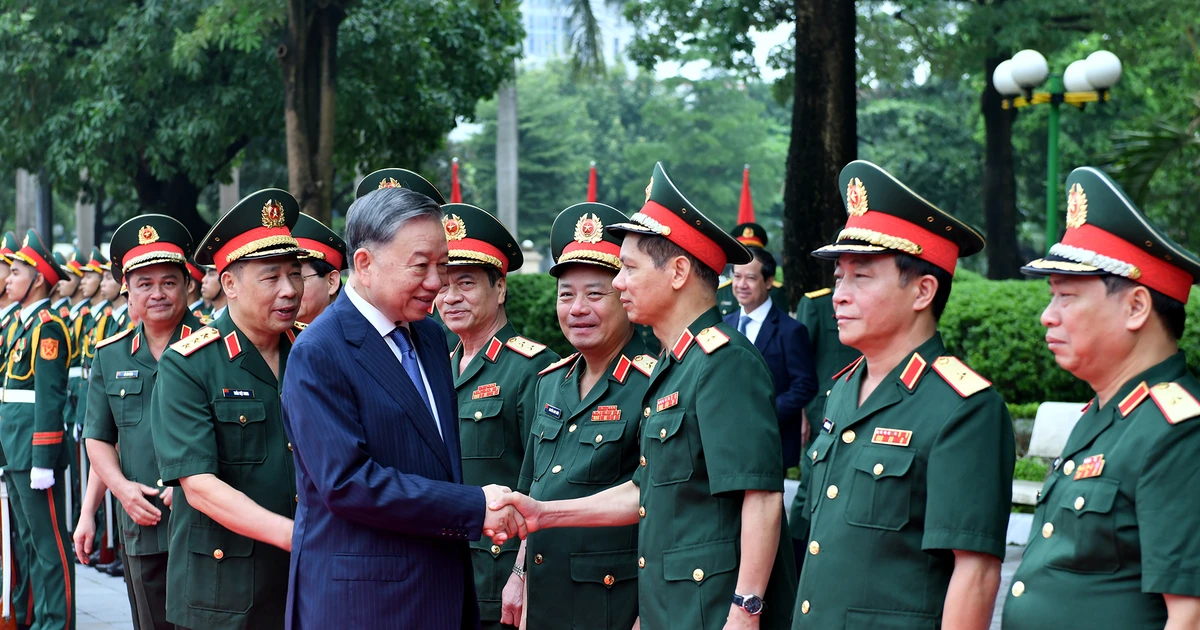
[532,413,563,442]
[106,379,143,396]
[1063,479,1118,516]
[186,525,254,560]
[570,549,639,585]
[582,421,626,448]
[648,410,686,443]
[213,400,266,425]
[662,540,738,583]
[460,398,504,422]
[809,432,835,465]
[852,448,915,479]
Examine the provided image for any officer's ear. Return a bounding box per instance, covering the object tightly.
[910,274,938,314]
[669,255,691,291]
[1123,284,1154,333]
[220,266,240,300]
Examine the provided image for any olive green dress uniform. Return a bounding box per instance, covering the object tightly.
[1004,167,1200,628]
[607,163,797,630]
[716,222,788,316]
[2,230,76,630]
[152,189,307,630]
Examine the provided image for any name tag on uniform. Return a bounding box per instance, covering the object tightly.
[871,428,913,447]
[223,389,254,399]
[592,405,621,421]
[115,370,139,379]
[822,418,834,433]
[1074,454,1105,480]
[544,404,562,419]
[656,392,679,412]
[472,383,500,400]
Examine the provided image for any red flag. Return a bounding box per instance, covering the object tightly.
[451,157,462,203]
[737,164,754,224]
[587,161,597,202]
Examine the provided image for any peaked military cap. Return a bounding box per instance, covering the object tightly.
[83,246,110,274]
[1023,167,1200,303]
[11,229,65,285]
[732,222,768,248]
[293,213,347,271]
[109,214,195,282]
[52,251,76,278]
[0,231,18,263]
[185,258,206,284]
[608,162,752,273]
[549,202,628,277]
[442,204,523,274]
[194,188,304,273]
[63,249,85,277]
[356,168,446,205]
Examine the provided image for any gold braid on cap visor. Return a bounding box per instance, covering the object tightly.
[449,250,505,269]
[836,227,923,256]
[224,235,301,264]
[558,249,621,269]
[121,251,187,274]
[628,213,672,236]
[1048,243,1141,280]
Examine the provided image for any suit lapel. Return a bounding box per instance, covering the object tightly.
[411,320,460,479]
[754,307,779,353]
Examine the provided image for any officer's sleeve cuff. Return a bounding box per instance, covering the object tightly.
[516,475,532,495]
[1143,571,1200,597]
[80,426,117,444]
[159,459,218,486]
[708,473,783,497]
[921,528,1005,559]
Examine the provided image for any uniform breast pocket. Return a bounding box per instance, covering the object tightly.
[107,379,144,427]
[460,399,506,459]
[568,421,628,486]
[1046,478,1121,574]
[212,399,268,465]
[530,413,563,481]
[646,410,692,487]
[845,448,916,531]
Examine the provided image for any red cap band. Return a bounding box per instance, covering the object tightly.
[121,242,186,270]
[213,226,293,273]
[449,238,510,274]
[1061,224,1193,303]
[561,239,621,261]
[296,238,345,270]
[15,247,60,286]
[640,200,727,272]
[844,211,960,274]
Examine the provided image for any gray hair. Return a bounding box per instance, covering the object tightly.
[344,188,444,269]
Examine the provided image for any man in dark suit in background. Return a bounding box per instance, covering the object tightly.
[724,247,817,469]
[280,187,525,630]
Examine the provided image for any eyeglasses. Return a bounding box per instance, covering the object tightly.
[301,273,322,281]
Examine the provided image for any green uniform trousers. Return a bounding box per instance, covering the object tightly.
[123,551,173,630]
[7,470,75,630]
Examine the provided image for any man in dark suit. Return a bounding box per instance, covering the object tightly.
[280,187,525,630]
[723,247,817,469]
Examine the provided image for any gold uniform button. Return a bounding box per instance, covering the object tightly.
[638,557,646,569]
[604,574,615,586]
[1063,460,1076,476]
[1011,581,1025,597]
[809,541,820,555]
[640,456,647,467]
[692,568,704,582]
[812,450,818,462]
[295,494,299,503]
[568,424,577,433]
[534,554,544,565]
[1042,523,1054,538]
[213,549,224,560]
[474,411,483,420]
[239,415,247,424]
[595,434,603,443]
[156,479,164,488]
[639,506,646,518]
[644,407,651,418]
[119,389,126,398]
[873,463,884,476]
[842,430,856,444]
[287,442,293,452]
[826,485,838,499]
[1074,496,1085,511]
[552,465,563,474]
[490,545,501,554]
[659,428,667,438]
[801,600,811,614]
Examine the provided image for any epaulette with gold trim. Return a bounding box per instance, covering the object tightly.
[505,335,546,359]
[538,353,578,377]
[199,314,213,325]
[294,321,308,330]
[930,356,991,398]
[772,279,784,289]
[804,288,832,299]
[95,327,134,350]
[1148,382,1200,425]
[718,278,732,290]
[631,354,657,377]
[694,327,730,354]
[832,356,864,381]
[169,327,220,357]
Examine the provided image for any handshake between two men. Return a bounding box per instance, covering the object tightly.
[481,484,541,544]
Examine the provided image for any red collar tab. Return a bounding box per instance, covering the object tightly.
[485,337,504,362]
[224,331,243,361]
[1118,381,1150,417]
[833,356,864,381]
[612,355,632,383]
[899,353,927,391]
[671,329,695,361]
[131,333,141,355]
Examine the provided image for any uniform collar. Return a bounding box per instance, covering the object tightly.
[188,298,206,311]
[19,298,49,323]
[1097,351,1188,417]
[667,307,724,362]
[0,301,20,321]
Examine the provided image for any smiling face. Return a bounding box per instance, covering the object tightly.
[556,265,629,353]
[127,263,186,328]
[438,266,505,336]
[732,256,772,312]
[223,256,303,336]
[1040,274,1139,381]
[353,215,448,323]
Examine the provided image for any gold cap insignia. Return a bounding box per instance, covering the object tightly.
[644,176,654,204]
[742,227,754,238]
[261,200,286,228]
[444,214,466,241]
[138,225,160,245]
[846,178,869,216]
[21,234,29,248]
[574,213,604,244]
[378,177,403,190]
[1066,183,1088,229]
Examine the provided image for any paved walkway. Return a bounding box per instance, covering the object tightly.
[76,563,133,629]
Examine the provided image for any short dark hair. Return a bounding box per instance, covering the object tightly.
[485,266,503,287]
[306,258,343,299]
[1102,275,1186,339]
[894,253,953,320]
[747,247,776,280]
[635,235,719,290]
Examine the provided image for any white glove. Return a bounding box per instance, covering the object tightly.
[29,467,55,490]
[0,467,6,478]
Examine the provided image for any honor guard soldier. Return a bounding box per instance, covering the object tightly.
[185,258,209,319]
[153,189,306,630]
[792,161,1014,628]
[503,203,651,630]
[1003,168,1200,629]
[292,213,346,325]
[82,215,203,630]
[434,202,558,629]
[1,229,76,630]
[93,263,130,339]
[717,222,787,316]
[0,232,21,330]
[50,250,74,314]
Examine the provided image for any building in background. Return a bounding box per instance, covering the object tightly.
[520,0,634,68]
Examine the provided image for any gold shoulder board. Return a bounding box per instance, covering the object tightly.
[930,356,992,398]
[294,321,308,331]
[694,327,730,354]
[631,354,658,377]
[169,327,221,357]
[95,327,133,350]
[505,335,547,359]
[538,353,578,376]
[718,278,732,290]
[804,288,832,299]
[1148,382,1200,425]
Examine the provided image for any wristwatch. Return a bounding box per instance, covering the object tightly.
[732,594,764,615]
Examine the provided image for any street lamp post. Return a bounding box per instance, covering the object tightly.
[992,49,1123,252]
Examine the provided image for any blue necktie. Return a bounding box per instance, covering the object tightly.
[389,326,433,416]
[738,315,752,336]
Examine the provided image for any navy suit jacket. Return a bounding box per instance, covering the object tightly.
[725,302,818,468]
[281,291,486,630]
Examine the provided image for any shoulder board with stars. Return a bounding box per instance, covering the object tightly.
[505,335,546,359]
[631,354,657,377]
[538,353,579,377]
[95,327,134,350]
[1148,382,1200,425]
[930,356,991,398]
[169,327,220,357]
[694,327,730,354]
[804,288,832,299]
[294,321,308,330]
[832,356,864,381]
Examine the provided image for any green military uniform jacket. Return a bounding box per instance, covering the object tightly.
[453,321,558,622]
[794,333,1014,628]
[74,298,110,425]
[716,279,789,317]
[1003,353,1200,629]
[82,313,203,557]
[0,300,71,471]
[94,303,131,338]
[518,333,656,630]
[153,311,300,630]
[635,308,796,630]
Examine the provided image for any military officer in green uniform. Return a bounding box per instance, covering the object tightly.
[51,250,75,314]
[500,203,651,630]
[494,162,797,630]
[792,161,1014,628]
[1003,167,1200,628]
[293,213,346,325]
[2,229,75,630]
[153,189,306,630]
[185,258,209,319]
[717,223,788,316]
[83,215,203,630]
[433,202,558,629]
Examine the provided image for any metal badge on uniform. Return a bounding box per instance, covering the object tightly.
[115,370,139,379]
[544,404,562,419]
[822,418,834,433]
[1073,454,1105,480]
[222,389,254,399]
[871,428,913,447]
[591,405,622,421]
[472,383,500,400]
[655,392,679,412]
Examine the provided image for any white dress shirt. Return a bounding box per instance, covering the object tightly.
[344,284,443,439]
[737,296,773,345]
[20,298,49,324]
